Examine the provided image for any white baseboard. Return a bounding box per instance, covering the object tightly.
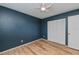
[0,38,44,54]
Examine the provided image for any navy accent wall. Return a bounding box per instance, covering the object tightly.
[0,6,41,52]
[42,9,79,39]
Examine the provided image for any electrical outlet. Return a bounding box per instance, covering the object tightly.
[43,35,45,37]
[21,40,23,43]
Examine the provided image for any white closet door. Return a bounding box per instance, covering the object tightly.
[48,18,66,45]
[68,15,79,50]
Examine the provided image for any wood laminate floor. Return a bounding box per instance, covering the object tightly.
[0,39,79,55]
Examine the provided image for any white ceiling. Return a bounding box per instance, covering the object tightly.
[0,3,79,19]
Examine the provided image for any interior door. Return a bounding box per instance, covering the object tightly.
[48,18,66,45]
[68,15,79,50]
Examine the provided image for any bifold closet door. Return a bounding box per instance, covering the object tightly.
[68,15,79,50]
[48,18,66,45]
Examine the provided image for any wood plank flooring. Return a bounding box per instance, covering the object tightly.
[0,39,79,55]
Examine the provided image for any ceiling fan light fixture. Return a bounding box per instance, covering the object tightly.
[41,7,46,11]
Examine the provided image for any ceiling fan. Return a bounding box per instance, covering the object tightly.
[38,3,53,12]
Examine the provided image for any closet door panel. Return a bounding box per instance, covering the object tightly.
[68,15,79,50]
[48,19,66,45]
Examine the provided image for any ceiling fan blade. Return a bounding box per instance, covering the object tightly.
[46,3,53,9]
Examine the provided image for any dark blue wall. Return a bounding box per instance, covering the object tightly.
[0,6,41,52]
[42,9,79,39]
